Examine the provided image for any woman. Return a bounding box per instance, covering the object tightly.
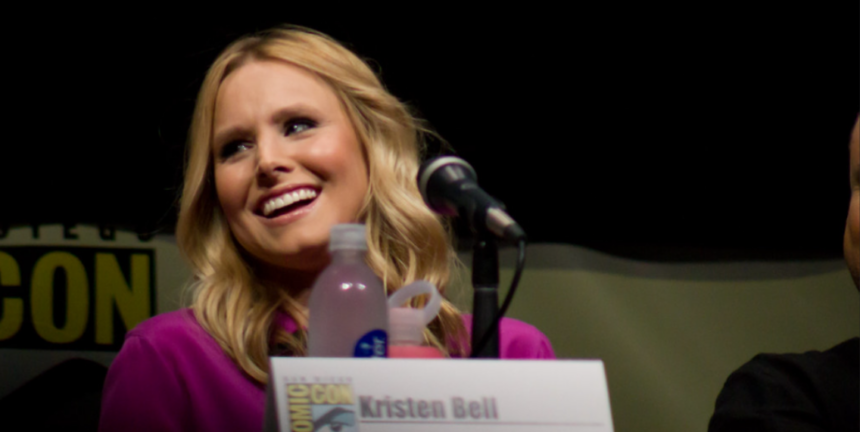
[99,26,554,432]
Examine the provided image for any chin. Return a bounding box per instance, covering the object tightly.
[268,244,331,272]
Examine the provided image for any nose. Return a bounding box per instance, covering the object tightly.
[255,138,293,183]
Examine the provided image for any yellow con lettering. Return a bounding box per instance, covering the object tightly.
[0,251,23,340]
[30,252,89,343]
[310,384,353,404]
[95,253,151,344]
[330,384,352,404]
[311,384,326,404]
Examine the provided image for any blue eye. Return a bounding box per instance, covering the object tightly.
[219,141,251,160]
[285,118,316,136]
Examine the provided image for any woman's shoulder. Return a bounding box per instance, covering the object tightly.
[460,314,556,359]
[105,308,236,397]
[126,308,205,342]
[459,313,549,340]
[101,310,245,432]
[119,308,226,363]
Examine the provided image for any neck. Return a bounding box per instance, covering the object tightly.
[257,263,323,308]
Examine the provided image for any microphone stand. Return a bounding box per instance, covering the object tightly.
[470,230,500,358]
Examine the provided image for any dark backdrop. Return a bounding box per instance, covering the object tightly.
[3,8,858,260]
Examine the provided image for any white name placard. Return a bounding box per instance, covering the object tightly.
[263,358,614,432]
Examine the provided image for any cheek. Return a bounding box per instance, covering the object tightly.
[314,133,368,189]
[323,146,369,218]
[214,166,248,214]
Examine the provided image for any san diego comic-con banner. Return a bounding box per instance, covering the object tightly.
[0,245,154,351]
[0,224,157,352]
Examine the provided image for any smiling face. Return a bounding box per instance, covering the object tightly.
[212,60,369,273]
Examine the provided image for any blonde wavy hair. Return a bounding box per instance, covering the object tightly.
[176,26,469,384]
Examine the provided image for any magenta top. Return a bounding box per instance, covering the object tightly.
[99,309,555,432]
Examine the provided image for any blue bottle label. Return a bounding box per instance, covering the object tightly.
[354,329,387,358]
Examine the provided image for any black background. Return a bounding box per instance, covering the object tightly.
[3,8,858,260]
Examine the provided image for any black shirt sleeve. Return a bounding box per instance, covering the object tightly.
[709,338,859,432]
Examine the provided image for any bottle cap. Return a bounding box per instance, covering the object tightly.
[387,280,442,346]
[329,224,368,252]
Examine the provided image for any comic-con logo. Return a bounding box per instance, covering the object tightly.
[286,382,357,432]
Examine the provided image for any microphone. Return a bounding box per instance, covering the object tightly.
[418,156,526,242]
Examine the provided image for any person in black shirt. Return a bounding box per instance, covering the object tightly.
[708,117,860,432]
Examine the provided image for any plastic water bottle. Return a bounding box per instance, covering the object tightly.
[308,224,388,357]
[388,280,445,358]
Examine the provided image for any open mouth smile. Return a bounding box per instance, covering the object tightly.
[258,187,319,219]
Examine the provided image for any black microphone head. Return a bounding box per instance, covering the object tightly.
[417,156,478,216]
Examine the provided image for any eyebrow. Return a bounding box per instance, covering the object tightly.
[271,104,321,125]
[212,104,322,151]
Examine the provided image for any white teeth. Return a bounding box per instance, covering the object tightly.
[262,188,318,216]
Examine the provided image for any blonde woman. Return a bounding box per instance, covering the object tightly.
[99,26,554,432]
